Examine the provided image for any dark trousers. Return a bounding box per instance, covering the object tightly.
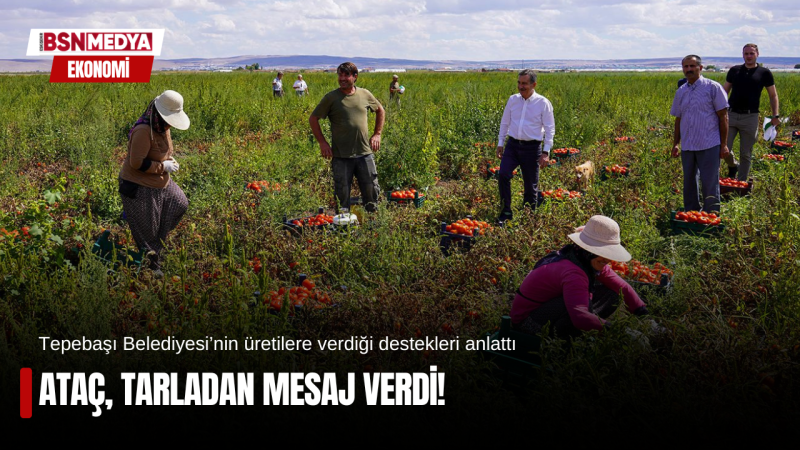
[681,145,721,213]
[498,138,543,214]
[514,285,620,339]
[332,154,381,213]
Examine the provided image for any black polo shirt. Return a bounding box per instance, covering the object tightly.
[726,64,775,112]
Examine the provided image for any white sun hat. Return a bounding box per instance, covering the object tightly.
[568,215,631,262]
[154,90,190,130]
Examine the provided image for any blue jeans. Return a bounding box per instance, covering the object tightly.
[498,138,543,214]
[681,145,720,213]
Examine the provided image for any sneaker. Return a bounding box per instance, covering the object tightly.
[727,164,738,179]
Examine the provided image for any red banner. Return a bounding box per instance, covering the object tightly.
[49,55,154,83]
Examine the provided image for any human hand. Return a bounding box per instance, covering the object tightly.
[771,117,781,127]
[538,153,549,170]
[719,145,730,159]
[162,159,180,173]
[319,142,333,159]
[496,146,504,159]
[370,134,381,152]
[671,145,680,158]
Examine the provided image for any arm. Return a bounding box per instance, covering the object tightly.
[716,108,729,158]
[496,98,512,159]
[562,271,607,331]
[128,128,164,174]
[369,104,385,152]
[597,265,645,312]
[309,115,332,159]
[671,117,681,157]
[766,85,780,127]
[539,100,555,169]
[723,81,732,95]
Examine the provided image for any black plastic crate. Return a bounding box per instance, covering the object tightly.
[771,140,795,154]
[669,210,724,236]
[720,178,753,197]
[282,207,333,233]
[92,230,143,268]
[386,190,426,208]
[550,147,581,161]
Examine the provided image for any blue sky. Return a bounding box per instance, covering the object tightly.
[3,0,799,60]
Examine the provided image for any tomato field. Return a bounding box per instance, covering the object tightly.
[2,71,800,435]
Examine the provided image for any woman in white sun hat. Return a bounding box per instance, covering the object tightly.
[511,215,650,338]
[118,90,191,277]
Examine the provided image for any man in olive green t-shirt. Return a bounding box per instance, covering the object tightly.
[310,61,385,212]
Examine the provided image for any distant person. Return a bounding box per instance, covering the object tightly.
[670,55,729,214]
[389,74,401,107]
[118,90,190,278]
[272,71,284,97]
[722,43,780,181]
[293,74,308,96]
[309,62,385,213]
[495,69,555,223]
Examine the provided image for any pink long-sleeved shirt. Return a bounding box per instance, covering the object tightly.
[511,259,645,331]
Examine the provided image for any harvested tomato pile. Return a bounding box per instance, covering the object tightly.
[246,180,282,192]
[263,278,333,311]
[290,214,334,227]
[390,189,424,199]
[763,154,785,161]
[604,164,629,175]
[674,210,721,226]
[444,218,492,237]
[610,260,673,285]
[487,166,517,176]
[543,188,581,200]
[720,178,749,188]
[552,147,580,156]
[614,136,636,143]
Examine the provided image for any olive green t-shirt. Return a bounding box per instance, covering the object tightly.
[311,87,381,158]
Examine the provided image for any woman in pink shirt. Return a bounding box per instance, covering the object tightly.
[511,215,649,338]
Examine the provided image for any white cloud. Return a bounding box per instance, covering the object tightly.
[0,0,798,60]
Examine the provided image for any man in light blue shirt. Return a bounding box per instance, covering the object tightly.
[670,55,729,213]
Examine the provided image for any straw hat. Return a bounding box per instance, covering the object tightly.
[155,90,190,130]
[568,215,631,262]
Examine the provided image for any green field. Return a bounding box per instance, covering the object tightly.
[2,71,800,433]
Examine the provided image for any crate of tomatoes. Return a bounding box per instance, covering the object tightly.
[551,147,581,161]
[792,130,800,141]
[610,260,673,294]
[719,177,753,197]
[387,188,426,208]
[256,274,337,315]
[670,209,724,236]
[600,164,630,181]
[282,207,334,233]
[770,140,794,154]
[440,216,493,255]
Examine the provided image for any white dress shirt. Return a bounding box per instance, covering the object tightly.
[497,91,555,153]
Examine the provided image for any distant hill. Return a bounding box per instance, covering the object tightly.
[2,55,799,73]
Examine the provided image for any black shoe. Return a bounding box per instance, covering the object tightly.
[497,211,513,224]
[727,165,738,179]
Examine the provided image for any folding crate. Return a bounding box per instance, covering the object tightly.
[91,230,143,268]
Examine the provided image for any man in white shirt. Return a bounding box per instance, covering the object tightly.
[272,71,284,97]
[293,74,308,96]
[496,69,555,223]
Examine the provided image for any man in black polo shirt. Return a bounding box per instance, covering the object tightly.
[722,43,780,181]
